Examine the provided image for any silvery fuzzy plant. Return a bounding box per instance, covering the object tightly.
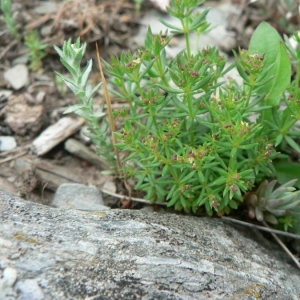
[54,0,300,232]
[54,39,117,172]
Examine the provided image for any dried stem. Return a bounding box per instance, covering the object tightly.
[95,42,122,173]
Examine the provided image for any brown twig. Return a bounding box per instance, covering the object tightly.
[221,216,300,240]
[0,150,28,165]
[0,144,31,157]
[262,220,300,270]
[0,40,17,62]
[101,188,168,206]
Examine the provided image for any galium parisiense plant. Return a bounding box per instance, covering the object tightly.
[0,0,20,41]
[24,30,48,72]
[54,0,300,230]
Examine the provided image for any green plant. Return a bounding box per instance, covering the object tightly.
[54,0,300,230]
[55,74,68,97]
[0,0,20,40]
[24,30,48,71]
[134,0,143,15]
[246,179,300,226]
[54,39,117,173]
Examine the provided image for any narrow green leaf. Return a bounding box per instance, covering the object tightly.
[158,18,182,32]
[162,164,170,177]
[275,134,283,146]
[167,194,179,207]
[213,177,227,186]
[139,60,155,80]
[229,200,238,209]
[284,135,300,153]
[156,84,183,94]
[167,184,177,200]
[78,59,92,87]
[171,96,189,113]
[239,143,258,150]
[64,104,85,114]
[180,170,196,183]
[191,74,213,91]
[145,27,153,52]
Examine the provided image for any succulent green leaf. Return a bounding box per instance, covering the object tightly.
[264,213,278,224]
[255,207,264,221]
[264,180,277,199]
[267,208,287,216]
[279,199,300,210]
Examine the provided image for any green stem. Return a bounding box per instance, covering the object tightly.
[185,31,191,58]
[180,18,191,58]
[195,34,200,53]
[282,118,297,134]
[245,84,254,108]
[120,80,135,113]
[187,92,195,146]
[163,143,179,182]
[294,61,300,99]
[149,107,159,131]
[155,54,169,87]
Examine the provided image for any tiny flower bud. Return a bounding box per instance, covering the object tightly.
[212,200,220,208]
[230,184,238,193]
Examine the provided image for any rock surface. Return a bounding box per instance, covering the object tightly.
[1,190,300,300]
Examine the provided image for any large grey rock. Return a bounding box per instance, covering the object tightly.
[0,190,300,299]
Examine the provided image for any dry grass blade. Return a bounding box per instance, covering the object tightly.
[0,149,28,164]
[221,216,300,239]
[0,40,17,61]
[95,42,121,172]
[101,188,168,206]
[222,217,300,269]
[262,220,300,270]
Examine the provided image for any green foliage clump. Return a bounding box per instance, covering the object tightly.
[54,0,300,230]
[0,0,20,40]
[24,30,48,72]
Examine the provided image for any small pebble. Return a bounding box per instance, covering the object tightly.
[0,136,17,152]
[4,64,29,90]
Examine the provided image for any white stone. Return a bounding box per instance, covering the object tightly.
[4,64,29,90]
[0,136,17,152]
